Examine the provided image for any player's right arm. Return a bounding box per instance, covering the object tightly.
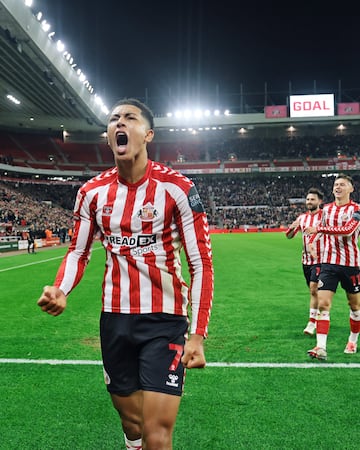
[285,218,300,239]
[37,187,98,315]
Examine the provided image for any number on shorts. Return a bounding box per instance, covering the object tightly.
[168,343,183,371]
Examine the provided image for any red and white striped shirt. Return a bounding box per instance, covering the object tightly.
[286,209,323,265]
[315,200,360,266]
[54,161,214,337]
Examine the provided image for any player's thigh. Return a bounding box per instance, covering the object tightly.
[110,390,143,423]
[142,390,181,431]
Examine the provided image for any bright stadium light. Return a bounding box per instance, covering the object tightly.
[7,94,21,105]
[56,40,65,52]
[41,20,51,32]
[24,0,33,7]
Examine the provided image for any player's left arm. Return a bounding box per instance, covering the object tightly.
[316,210,360,236]
[177,184,214,339]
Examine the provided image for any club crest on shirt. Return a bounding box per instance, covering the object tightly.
[137,203,158,221]
[102,205,113,216]
[341,214,349,222]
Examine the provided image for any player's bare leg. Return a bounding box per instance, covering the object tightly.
[142,391,181,450]
[111,391,143,447]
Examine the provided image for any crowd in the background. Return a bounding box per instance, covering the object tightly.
[1,172,359,236]
[0,181,74,238]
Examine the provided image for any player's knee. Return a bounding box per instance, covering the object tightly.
[121,417,142,440]
[143,425,173,450]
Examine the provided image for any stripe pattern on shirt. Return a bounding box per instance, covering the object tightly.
[321,201,360,266]
[55,161,213,337]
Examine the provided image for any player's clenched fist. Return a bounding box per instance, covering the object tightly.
[181,334,206,369]
[37,285,67,316]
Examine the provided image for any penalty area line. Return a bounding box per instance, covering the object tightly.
[1,359,360,368]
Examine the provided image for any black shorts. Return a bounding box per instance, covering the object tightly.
[302,264,321,286]
[100,312,188,397]
[317,263,360,294]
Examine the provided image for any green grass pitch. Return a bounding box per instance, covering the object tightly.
[0,233,359,449]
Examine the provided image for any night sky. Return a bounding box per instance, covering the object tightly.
[33,1,360,112]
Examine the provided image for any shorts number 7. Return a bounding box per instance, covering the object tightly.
[168,343,183,371]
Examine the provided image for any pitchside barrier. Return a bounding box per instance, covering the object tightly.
[0,237,61,253]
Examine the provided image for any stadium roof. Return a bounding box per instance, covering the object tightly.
[2,0,360,145]
[0,0,108,135]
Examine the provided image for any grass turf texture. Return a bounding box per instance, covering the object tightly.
[1,233,359,449]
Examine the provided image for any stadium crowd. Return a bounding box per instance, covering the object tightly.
[2,172,360,237]
[0,181,74,239]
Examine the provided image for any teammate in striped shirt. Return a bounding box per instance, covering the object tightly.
[305,174,360,360]
[37,98,214,450]
[286,188,324,336]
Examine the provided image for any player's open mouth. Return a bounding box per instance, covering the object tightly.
[116,132,128,146]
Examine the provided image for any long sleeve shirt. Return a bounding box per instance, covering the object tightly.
[285,209,323,265]
[54,160,214,337]
[309,201,360,267]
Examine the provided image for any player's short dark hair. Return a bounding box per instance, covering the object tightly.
[109,98,154,130]
[335,173,354,186]
[307,187,324,200]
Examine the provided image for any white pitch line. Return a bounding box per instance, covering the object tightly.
[0,256,64,272]
[0,246,102,273]
[1,359,360,368]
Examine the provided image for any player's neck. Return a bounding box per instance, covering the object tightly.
[117,154,149,184]
[335,197,350,206]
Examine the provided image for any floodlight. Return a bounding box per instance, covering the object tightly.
[41,20,50,32]
[56,40,65,52]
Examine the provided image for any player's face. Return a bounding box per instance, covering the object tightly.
[306,194,321,212]
[332,178,354,201]
[107,104,154,163]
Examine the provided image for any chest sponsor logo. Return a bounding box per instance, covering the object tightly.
[105,233,156,247]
